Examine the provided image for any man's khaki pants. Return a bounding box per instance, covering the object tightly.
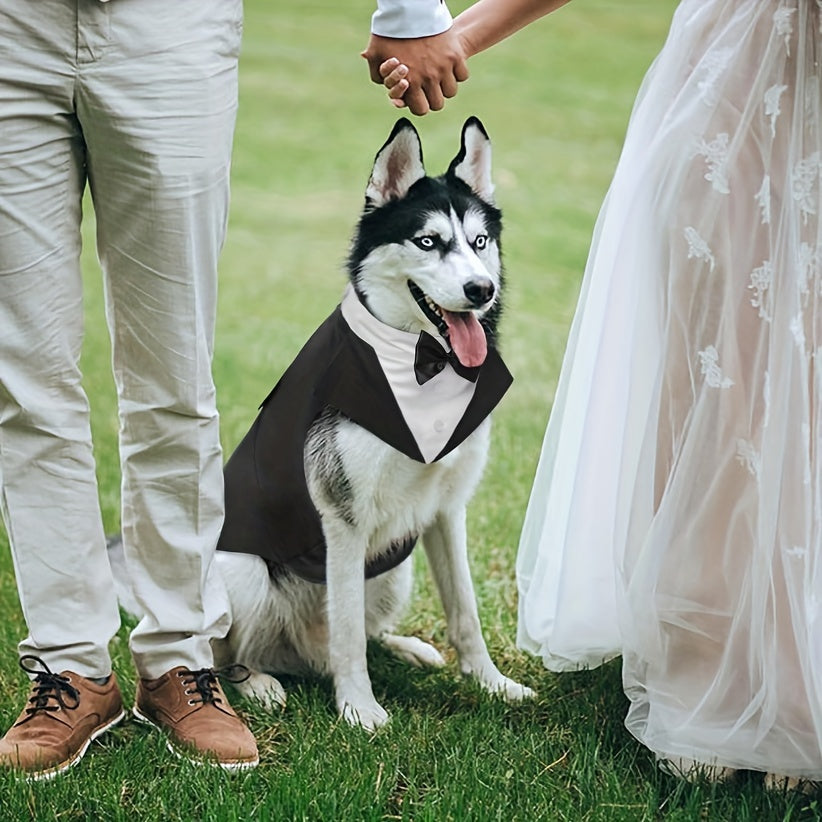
[0,0,243,678]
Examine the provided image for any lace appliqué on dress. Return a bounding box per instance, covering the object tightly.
[736,439,761,478]
[773,6,797,54]
[749,260,774,321]
[698,345,734,389]
[695,133,731,193]
[684,227,716,270]
[764,84,789,137]
[791,152,821,223]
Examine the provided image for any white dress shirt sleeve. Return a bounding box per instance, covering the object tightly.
[370,0,453,38]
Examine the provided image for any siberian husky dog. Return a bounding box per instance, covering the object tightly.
[114,117,533,731]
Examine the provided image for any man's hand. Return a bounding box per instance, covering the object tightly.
[362,29,469,115]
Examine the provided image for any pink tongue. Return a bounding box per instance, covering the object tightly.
[443,310,487,367]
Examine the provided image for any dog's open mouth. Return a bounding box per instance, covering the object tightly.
[408,281,488,368]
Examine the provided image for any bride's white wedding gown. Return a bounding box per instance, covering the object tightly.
[517,0,822,778]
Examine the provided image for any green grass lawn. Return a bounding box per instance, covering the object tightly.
[0,1,818,819]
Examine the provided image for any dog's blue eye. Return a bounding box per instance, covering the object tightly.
[474,235,488,250]
[413,236,437,250]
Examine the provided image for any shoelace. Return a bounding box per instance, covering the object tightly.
[17,655,80,723]
[177,665,250,706]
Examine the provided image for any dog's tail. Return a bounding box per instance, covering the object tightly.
[106,534,144,619]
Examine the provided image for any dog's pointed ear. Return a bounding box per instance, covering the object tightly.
[365,118,426,210]
[447,117,494,204]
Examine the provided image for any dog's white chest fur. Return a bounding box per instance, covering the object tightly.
[319,416,491,561]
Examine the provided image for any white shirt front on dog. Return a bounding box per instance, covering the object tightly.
[341,285,478,463]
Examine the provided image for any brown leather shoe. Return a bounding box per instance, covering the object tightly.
[134,666,258,770]
[0,655,124,781]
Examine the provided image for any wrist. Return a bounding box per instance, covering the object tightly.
[453,27,478,60]
[451,17,484,59]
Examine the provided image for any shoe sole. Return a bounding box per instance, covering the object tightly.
[23,708,127,783]
[132,706,259,771]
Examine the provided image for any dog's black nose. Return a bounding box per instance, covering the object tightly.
[463,279,495,307]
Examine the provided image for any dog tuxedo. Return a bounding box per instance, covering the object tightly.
[217,286,513,583]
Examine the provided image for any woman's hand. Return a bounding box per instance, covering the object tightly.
[379,58,410,108]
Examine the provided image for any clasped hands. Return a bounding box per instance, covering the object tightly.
[362,28,470,115]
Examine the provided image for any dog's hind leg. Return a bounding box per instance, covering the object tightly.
[422,510,535,702]
[231,670,287,711]
[211,552,291,712]
[365,559,445,668]
[212,635,288,711]
[379,634,446,668]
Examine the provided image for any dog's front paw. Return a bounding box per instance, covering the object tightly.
[339,698,390,732]
[235,671,287,711]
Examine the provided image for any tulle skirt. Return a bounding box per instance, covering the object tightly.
[517,0,822,777]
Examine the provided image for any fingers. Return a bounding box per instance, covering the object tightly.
[392,78,449,114]
[380,60,411,108]
[440,74,458,99]
[422,81,445,112]
[381,61,408,92]
[379,60,452,114]
[403,87,431,116]
[388,79,409,100]
[379,57,401,79]
[455,60,470,83]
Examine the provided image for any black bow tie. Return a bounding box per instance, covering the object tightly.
[414,331,482,385]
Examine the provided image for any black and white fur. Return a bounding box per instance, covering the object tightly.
[115,117,533,730]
